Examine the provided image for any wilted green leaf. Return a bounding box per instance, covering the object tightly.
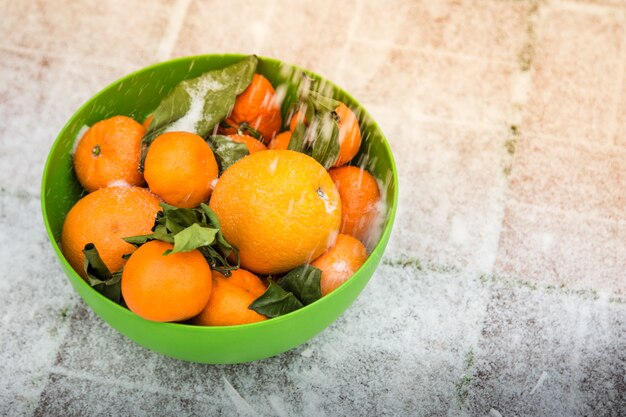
[308,90,341,113]
[82,243,122,304]
[122,234,152,245]
[123,203,238,271]
[169,223,218,254]
[287,121,307,153]
[200,203,233,250]
[310,112,340,170]
[249,280,304,318]
[139,55,258,170]
[276,265,322,306]
[205,135,249,174]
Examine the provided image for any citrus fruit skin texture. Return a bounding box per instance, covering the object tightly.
[311,234,368,296]
[268,131,291,150]
[61,186,161,278]
[228,134,267,154]
[144,131,218,208]
[121,240,212,322]
[193,269,267,326]
[329,166,381,242]
[225,74,282,142]
[209,150,341,275]
[73,115,145,192]
[333,102,362,167]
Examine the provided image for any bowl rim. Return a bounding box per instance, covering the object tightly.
[41,53,399,332]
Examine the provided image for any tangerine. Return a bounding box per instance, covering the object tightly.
[121,240,212,322]
[143,131,218,208]
[193,268,267,326]
[61,186,161,277]
[329,166,381,242]
[311,234,368,296]
[225,74,282,142]
[73,115,145,192]
[332,102,361,167]
[268,131,291,150]
[228,134,267,154]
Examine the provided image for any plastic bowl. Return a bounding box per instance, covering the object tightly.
[41,54,398,364]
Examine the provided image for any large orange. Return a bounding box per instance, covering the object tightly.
[73,115,145,192]
[121,240,212,322]
[143,131,218,208]
[61,186,161,277]
[311,233,368,296]
[193,268,267,326]
[225,74,282,142]
[209,150,341,275]
[329,166,381,242]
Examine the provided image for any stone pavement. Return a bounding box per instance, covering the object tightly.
[0,0,624,415]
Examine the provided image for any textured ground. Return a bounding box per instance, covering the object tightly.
[1,0,625,416]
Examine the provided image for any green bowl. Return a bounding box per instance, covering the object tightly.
[41,54,398,364]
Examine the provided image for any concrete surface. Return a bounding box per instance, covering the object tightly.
[0,0,625,416]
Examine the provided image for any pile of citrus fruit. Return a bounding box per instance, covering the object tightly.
[61,57,382,326]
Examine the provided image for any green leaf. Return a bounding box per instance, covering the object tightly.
[308,90,341,113]
[122,203,239,272]
[205,135,249,174]
[82,243,122,304]
[152,224,174,243]
[248,280,304,318]
[139,55,258,170]
[276,265,322,305]
[164,207,199,234]
[287,121,307,153]
[200,203,233,250]
[310,112,340,170]
[169,223,218,254]
[122,234,152,245]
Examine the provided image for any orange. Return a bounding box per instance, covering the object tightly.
[209,150,341,275]
[311,234,368,296]
[61,186,161,278]
[73,115,145,192]
[225,74,282,142]
[268,131,291,150]
[121,240,212,322]
[228,134,267,154]
[332,102,362,167]
[143,131,218,208]
[329,166,381,242]
[193,268,267,326]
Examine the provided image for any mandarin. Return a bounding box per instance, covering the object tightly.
[332,102,361,167]
[311,233,368,296]
[73,115,145,192]
[193,268,267,326]
[121,240,212,322]
[228,133,267,154]
[61,186,161,277]
[225,74,282,142]
[329,166,381,242]
[143,131,218,208]
[268,131,291,150]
